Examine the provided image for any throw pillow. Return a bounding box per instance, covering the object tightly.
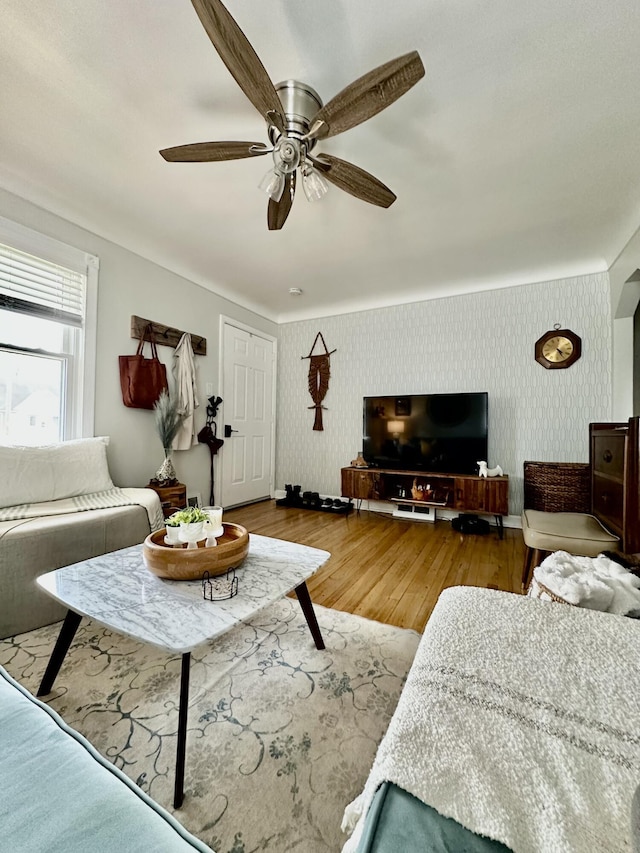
[0,437,114,508]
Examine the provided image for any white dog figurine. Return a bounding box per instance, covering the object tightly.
[478,460,503,478]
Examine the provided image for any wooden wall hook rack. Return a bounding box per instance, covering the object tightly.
[130,315,207,356]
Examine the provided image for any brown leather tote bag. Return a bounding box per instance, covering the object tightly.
[119,324,168,409]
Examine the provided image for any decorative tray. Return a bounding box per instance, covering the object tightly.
[143,522,249,580]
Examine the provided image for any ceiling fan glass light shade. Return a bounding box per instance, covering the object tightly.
[259,168,285,202]
[301,166,329,202]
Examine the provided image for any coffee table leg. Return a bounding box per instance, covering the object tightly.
[174,652,191,809]
[37,609,82,696]
[294,582,325,650]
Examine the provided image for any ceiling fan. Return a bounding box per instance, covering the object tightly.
[160,0,425,230]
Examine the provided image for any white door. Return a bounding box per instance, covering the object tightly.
[219,320,276,508]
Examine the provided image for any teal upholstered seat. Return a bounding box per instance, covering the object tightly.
[0,665,213,853]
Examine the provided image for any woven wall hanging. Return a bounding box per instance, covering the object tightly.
[302,332,336,431]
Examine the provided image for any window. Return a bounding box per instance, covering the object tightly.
[0,217,98,445]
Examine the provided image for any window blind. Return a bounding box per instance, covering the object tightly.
[0,242,85,327]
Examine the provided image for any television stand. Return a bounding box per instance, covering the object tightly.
[340,466,509,537]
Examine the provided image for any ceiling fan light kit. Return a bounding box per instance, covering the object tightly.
[160,0,425,230]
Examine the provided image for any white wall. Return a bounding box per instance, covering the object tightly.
[613,317,634,420]
[276,272,612,516]
[609,227,640,417]
[0,186,620,518]
[0,188,278,505]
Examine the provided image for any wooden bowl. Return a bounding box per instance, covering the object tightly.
[143,522,249,580]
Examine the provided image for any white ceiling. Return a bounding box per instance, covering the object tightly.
[2,0,639,323]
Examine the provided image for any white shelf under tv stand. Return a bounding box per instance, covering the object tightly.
[390,499,438,523]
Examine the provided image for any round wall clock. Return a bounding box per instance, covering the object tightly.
[535,325,582,369]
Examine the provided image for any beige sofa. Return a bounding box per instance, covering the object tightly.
[0,438,164,639]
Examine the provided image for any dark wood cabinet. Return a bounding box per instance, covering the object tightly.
[341,467,382,501]
[341,467,509,520]
[590,419,640,554]
[146,482,187,518]
[453,475,508,515]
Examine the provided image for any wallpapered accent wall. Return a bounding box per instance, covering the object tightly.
[276,273,612,518]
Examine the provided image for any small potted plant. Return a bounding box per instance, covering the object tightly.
[165,512,182,545]
[172,506,208,549]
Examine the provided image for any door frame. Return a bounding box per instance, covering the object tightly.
[218,315,278,507]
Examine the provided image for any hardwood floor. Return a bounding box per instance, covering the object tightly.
[224,500,525,633]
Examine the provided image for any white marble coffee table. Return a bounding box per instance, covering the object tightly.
[36,533,330,808]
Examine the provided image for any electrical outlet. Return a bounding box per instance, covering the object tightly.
[205,382,214,395]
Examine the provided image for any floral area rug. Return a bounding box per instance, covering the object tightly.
[0,599,419,853]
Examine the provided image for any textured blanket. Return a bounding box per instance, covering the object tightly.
[342,586,640,853]
[0,488,165,533]
[531,550,640,615]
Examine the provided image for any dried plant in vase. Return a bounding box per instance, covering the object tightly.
[151,390,184,486]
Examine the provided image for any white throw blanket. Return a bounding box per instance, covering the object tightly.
[342,586,640,853]
[531,550,640,615]
[0,488,165,532]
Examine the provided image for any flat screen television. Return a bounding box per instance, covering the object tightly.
[362,392,488,475]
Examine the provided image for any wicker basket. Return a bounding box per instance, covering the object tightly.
[411,478,434,501]
[527,577,575,605]
[523,461,591,513]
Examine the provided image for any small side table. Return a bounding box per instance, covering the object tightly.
[146,482,187,518]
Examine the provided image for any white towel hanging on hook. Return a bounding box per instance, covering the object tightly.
[172,332,199,450]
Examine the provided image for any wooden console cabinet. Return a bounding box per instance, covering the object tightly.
[341,467,383,501]
[146,481,187,518]
[341,466,509,534]
[453,475,508,515]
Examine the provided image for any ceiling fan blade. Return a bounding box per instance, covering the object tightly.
[312,154,396,208]
[268,172,296,230]
[191,0,284,126]
[159,141,269,162]
[306,51,425,141]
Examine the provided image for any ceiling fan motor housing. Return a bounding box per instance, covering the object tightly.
[268,80,323,150]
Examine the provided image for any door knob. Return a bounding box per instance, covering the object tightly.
[224,425,238,438]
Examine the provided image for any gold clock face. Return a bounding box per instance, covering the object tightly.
[541,336,573,363]
[535,327,582,369]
